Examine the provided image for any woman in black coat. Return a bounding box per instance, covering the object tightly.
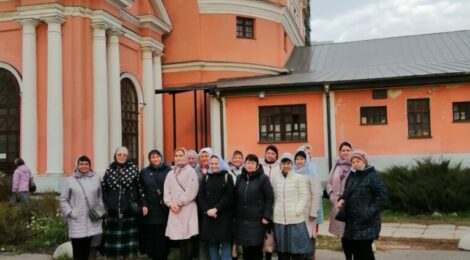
[234,154,274,260]
[138,149,171,260]
[198,154,234,260]
[337,150,387,260]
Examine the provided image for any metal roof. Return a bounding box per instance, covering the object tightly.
[217,30,470,90]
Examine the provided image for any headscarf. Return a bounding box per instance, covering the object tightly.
[297,144,316,175]
[199,147,213,157]
[335,141,353,180]
[174,147,188,168]
[187,149,198,168]
[293,150,313,177]
[148,149,164,168]
[208,154,230,174]
[74,155,94,177]
[350,150,369,166]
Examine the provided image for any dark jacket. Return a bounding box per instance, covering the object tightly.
[102,161,146,217]
[139,163,171,225]
[342,166,387,240]
[234,166,274,247]
[198,170,234,242]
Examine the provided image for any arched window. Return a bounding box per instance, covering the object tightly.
[0,68,20,174]
[121,78,139,164]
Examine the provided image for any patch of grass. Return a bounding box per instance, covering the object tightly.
[316,235,342,251]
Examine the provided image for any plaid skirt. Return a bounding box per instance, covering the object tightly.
[273,222,313,254]
[103,216,138,257]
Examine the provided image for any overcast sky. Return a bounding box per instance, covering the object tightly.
[310,0,470,43]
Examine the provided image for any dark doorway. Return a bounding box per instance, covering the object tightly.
[0,68,20,175]
[121,78,139,164]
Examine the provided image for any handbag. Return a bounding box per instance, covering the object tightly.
[29,174,36,193]
[335,207,346,222]
[262,229,275,253]
[75,177,107,221]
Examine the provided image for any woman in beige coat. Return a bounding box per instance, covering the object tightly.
[164,147,199,260]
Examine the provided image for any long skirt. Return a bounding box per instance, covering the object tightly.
[139,223,170,260]
[273,222,313,254]
[103,216,138,257]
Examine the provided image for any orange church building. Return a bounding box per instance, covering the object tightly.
[1,1,469,190]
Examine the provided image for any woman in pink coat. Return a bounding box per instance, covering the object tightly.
[164,147,199,260]
[326,141,353,237]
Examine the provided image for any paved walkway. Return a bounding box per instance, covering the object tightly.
[318,221,470,240]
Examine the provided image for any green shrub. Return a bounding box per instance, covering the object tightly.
[0,172,13,202]
[0,192,67,248]
[382,158,470,214]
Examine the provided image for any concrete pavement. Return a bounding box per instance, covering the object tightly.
[318,221,470,240]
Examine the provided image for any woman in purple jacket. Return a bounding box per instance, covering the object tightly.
[11,158,33,205]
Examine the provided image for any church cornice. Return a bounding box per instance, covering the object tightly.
[198,0,304,46]
[163,61,289,75]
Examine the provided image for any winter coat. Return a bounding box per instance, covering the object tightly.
[234,166,274,247]
[59,171,103,238]
[326,158,352,236]
[198,170,234,242]
[12,165,32,192]
[341,166,388,240]
[295,169,322,237]
[164,164,199,240]
[260,159,280,183]
[102,161,146,217]
[272,170,309,225]
[139,163,171,225]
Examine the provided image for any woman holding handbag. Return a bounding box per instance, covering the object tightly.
[11,158,33,205]
[164,147,200,260]
[272,153,312,260]
[102,146,148,259]
[59,156,103,260]
[139,149,172,260]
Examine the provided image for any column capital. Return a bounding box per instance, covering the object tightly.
[153,51,164,58]
[107,28,124,37]
[141,46,157,54]
[42,16,66,25]
[92,22,109,31]
[16,18,40,28]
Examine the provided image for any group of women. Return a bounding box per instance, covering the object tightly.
[58,141,387,260]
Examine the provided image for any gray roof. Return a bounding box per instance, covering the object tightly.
[217,30,470,89]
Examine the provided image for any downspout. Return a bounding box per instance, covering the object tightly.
[324,84,333,170]
[216,90,225,159]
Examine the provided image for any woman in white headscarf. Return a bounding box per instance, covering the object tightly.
[198,154,235,260]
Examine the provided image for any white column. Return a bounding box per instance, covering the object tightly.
[153,53,164,151]
[107,29,122,160]
[92,23,109,174]
[142,47,155,155]
[19,19,39,173]
[45,17,64,174]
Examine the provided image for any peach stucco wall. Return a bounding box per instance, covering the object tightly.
[0,22,22,71]
[334,84,470,155]
[225,93,325,160]
[163,0,293,67]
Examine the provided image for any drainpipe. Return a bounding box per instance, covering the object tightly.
[324,83,333,170]
[216,91,225,159]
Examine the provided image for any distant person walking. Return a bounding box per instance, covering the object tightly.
[326,141,353,237]
[337,150,388,260]
[11,158,33,205]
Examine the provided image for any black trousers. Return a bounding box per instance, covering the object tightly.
[242,246,263,260]
[341,238,374,260]
[139,224,170,260]
[278,252,305,260]
[71,237,91,260]
[179,237,196,260]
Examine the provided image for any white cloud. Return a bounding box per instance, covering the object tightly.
[310,0,470,42]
